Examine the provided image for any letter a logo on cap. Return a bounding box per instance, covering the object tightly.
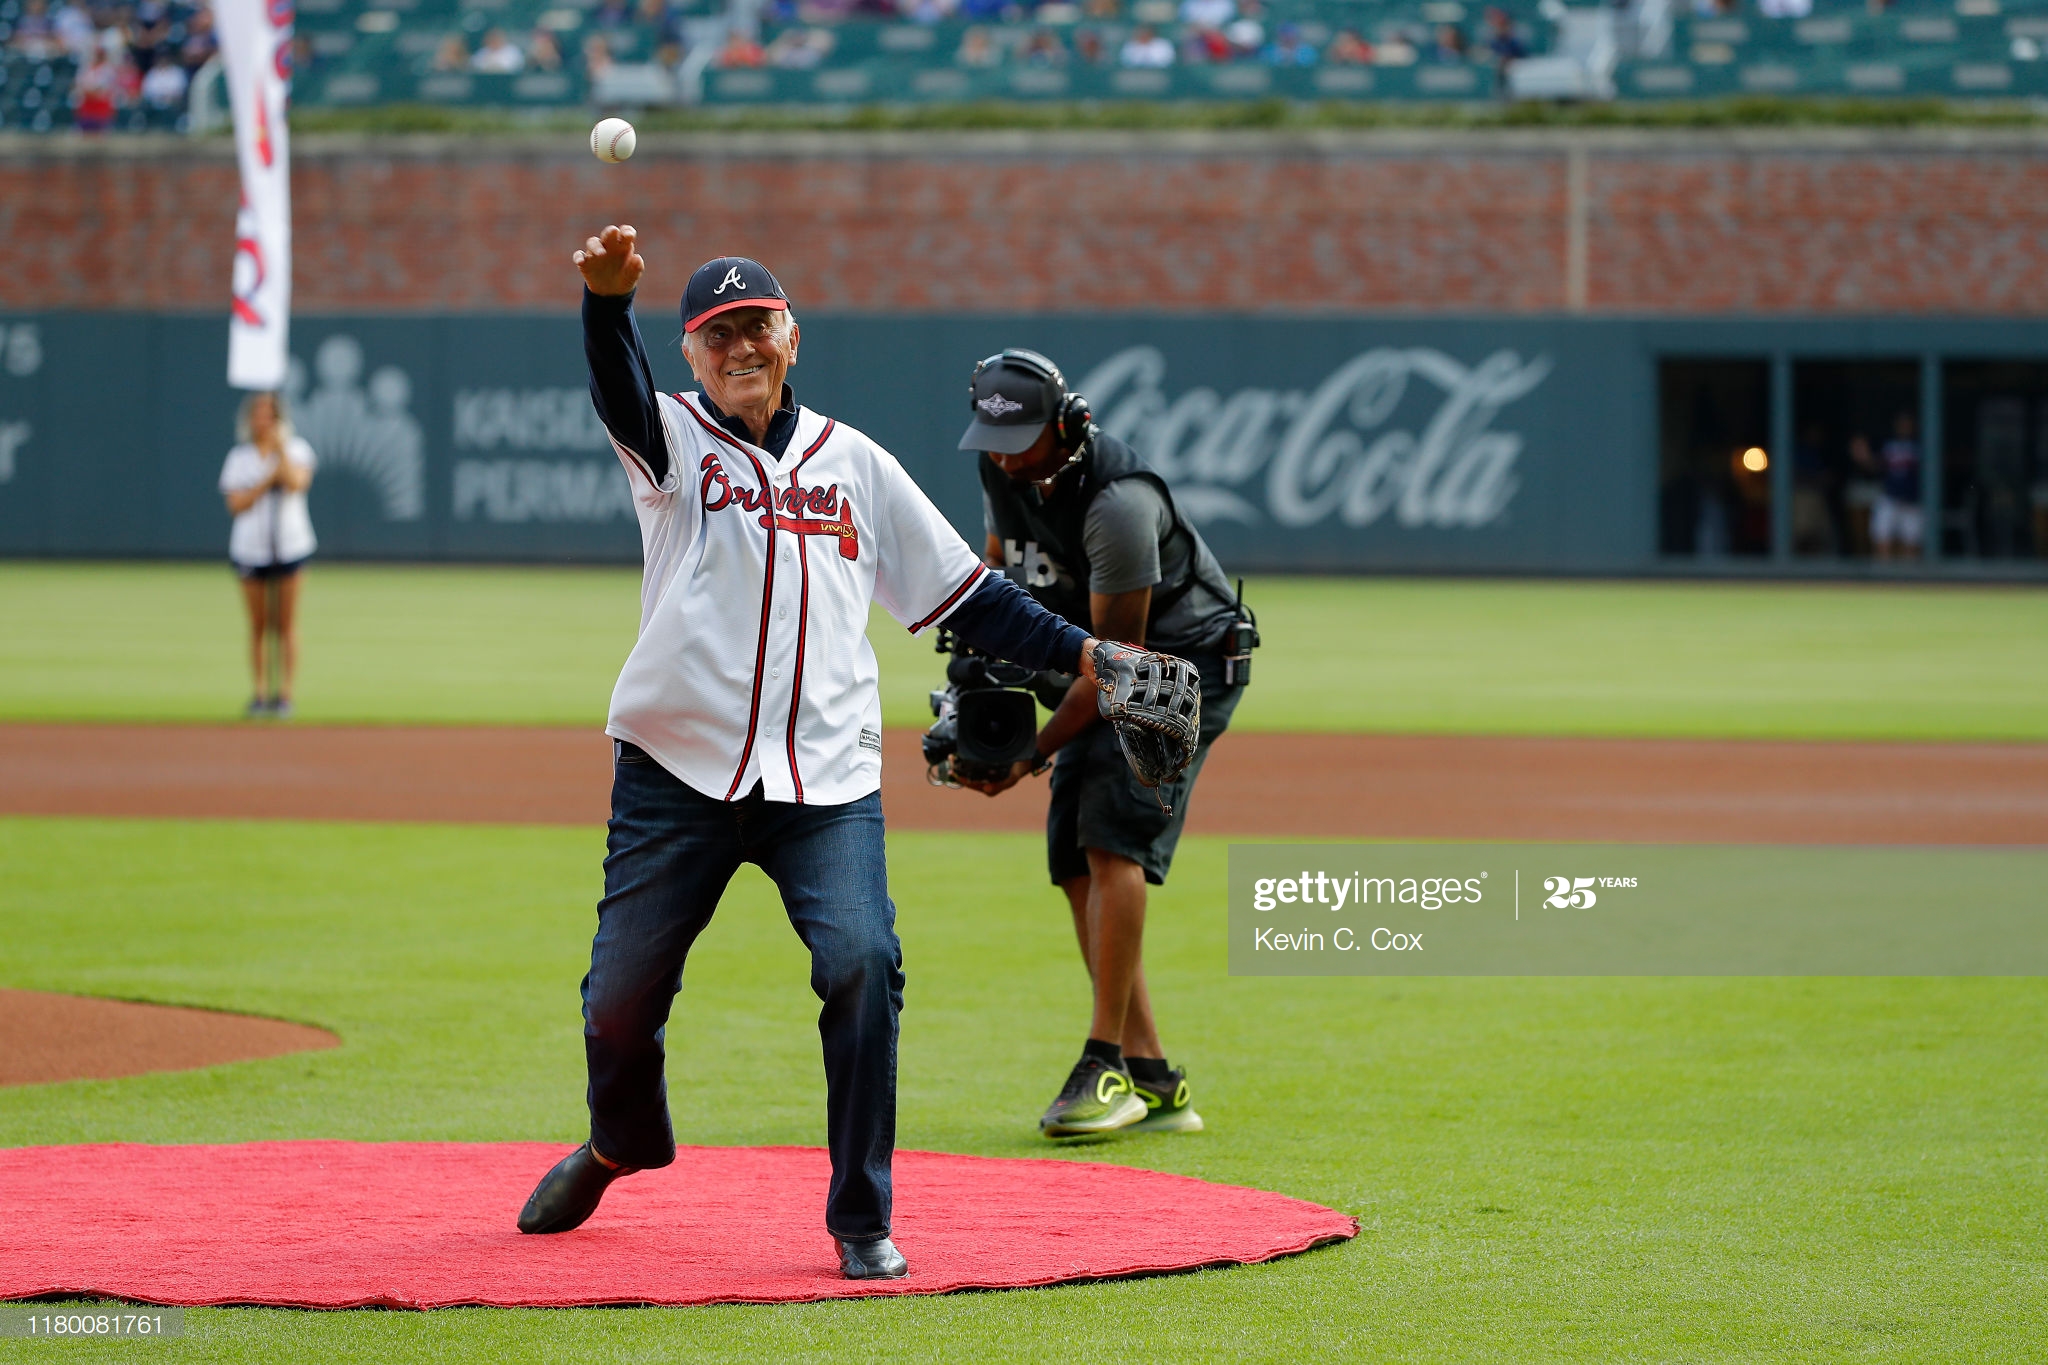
[714,267,746,295]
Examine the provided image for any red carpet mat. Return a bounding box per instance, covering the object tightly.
[0,1142,1356,1308]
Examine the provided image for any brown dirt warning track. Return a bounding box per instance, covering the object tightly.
[4,722,2045,844]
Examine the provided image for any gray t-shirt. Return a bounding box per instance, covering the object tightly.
[984,478,1237,655]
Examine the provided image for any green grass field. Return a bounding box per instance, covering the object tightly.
[5,563,2044,1359]
[3,818,2044,1362]
[4,562,2047,739]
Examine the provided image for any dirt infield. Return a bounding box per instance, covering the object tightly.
[0,989,338,1087]
[4,722,2044,844]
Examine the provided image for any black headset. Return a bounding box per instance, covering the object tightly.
[971,348,1095,453]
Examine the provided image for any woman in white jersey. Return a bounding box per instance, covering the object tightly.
[219,391,317,718]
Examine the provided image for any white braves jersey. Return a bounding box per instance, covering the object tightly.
[605,391,987,805]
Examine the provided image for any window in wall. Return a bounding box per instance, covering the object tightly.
[1790,360,1920,561]
[1942,362,2048,561]
[1658,359,1771,558]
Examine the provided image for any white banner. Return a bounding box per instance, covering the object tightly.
[217,0,293,390]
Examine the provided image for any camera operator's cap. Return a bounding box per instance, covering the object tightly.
[681,256,789,333]
[958,349,1063,455]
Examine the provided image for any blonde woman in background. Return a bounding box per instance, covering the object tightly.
[219,391,317,718]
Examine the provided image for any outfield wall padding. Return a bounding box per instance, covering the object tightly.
[4,310,2048,570]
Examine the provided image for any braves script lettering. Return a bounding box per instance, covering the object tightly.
[699,455,859,557]
[1077,346,1552,530]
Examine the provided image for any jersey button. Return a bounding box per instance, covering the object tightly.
[771,667,782,679]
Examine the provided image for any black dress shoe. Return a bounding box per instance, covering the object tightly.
[517,1143,633,1234]
[837,1236,909,1280]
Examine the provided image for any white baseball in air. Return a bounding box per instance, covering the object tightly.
[590,117,636,164]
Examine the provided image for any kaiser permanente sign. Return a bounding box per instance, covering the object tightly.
[1228,845,2048,976]
[1,310,2021,570]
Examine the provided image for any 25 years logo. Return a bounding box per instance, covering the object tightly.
[1541,875,1640,909]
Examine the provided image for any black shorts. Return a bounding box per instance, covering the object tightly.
[233,557,309,581]
[1045,649,1242,887]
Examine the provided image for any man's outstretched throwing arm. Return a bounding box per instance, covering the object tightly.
[576,224,669,486]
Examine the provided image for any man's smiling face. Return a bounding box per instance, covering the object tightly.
[685,306,799,417]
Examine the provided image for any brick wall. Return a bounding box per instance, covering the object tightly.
[5,129,2048,315]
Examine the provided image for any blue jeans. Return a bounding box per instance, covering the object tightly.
[581,744,904,1243]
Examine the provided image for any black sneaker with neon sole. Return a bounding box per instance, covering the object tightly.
[1129,1066,1204,1133]
[1039,1054,1147,1137]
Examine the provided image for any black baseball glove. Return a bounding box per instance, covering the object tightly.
[1090,640,1201,810]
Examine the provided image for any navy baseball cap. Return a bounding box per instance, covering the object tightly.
[682,256,789,333]
[958,349,1063,455]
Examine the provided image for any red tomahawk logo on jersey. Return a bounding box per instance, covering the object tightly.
[762,504,859,559]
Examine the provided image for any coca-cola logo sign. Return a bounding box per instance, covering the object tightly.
[1078,345,1553,531]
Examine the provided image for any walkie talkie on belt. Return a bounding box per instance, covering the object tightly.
[1222,577,1260,686]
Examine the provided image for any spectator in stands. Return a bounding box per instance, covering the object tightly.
[1375,26,1420,64]
[956,25,998,64]
[638,0,687,64]
[1181,23,1231,62]
[139,46,186,110]
[1224,0,1264,56]
[1119,23,1173,65]
[1479,4,1521,91]
[1481,6,1524,63]
[1430,22,1468,62]
[10,0,62,59]
[902,0,960,21]
[432,34,470,71]
[129,2,170,71]
[1021,27,1068,64]
[1262,21,1315,63]
[592,0,637,55]
[1866,411,1925,561]
[1843,433,1880,556]
[1073,26,1106,62]
[717,27,767,65]
[472,27,525,72]
[1179,0,1232,26]
[51,0,92,58]
[799,0,856,18]
[767,25,835,67]
[582,32,616,79]
[1326,27,1372,63]
[1791,421,1839,556]
[177,3,215,73]
[1756,0,1811,15]
[1083,0,1120,17]
[70,43,117,129]
[528,28,564,71]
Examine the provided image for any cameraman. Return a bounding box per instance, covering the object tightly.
[953,349,1249,1139]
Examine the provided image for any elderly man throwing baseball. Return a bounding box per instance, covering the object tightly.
[516,226,1147,1280]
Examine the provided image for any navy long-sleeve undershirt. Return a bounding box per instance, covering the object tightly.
[945,572,1091,675]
